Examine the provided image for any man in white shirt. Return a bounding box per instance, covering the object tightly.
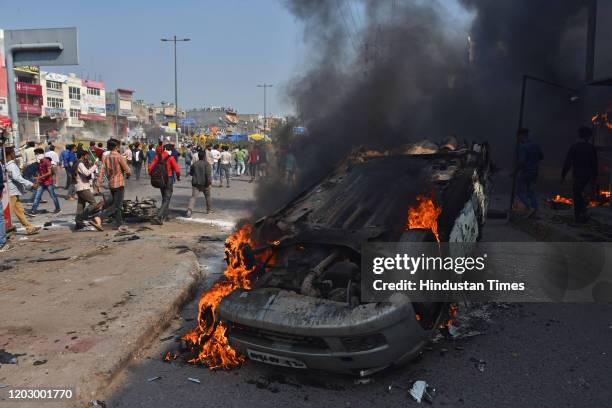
[22,141,36,169]
[211,144,221,180]
[44,145,60,187]
[219,145,232,188]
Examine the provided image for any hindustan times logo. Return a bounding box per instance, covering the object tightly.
[372,253,487,275]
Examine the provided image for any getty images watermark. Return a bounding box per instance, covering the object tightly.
[361,242,612,302]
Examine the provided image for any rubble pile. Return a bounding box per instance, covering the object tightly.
[122,198,158,222]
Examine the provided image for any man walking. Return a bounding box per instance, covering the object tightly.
[148,143,180,225]
[22,141,36,169]
[219,145,232,188]
[62,144,77,200]
[515,128,543,218]
[29,152,61,215]
[186,151,213,217]
[74,150,102,231]
[44,145,60,188]
[97,139,131,229]
[211,144,221,180]
[0,159,10,251]
[248,145,259,183]
[562,126,599,223]
[4,147,40,235]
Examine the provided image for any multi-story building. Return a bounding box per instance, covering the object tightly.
[105,88,134,140]
[39,71,107,141]
[14,66,42,141]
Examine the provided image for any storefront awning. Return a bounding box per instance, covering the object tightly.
[79,113,106,121]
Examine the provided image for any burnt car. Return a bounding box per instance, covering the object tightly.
[217,140,491,376]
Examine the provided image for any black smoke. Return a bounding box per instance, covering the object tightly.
[255,0,608,214]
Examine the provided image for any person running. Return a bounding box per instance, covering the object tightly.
[74,150,102,231]
[186,151,213,217]
[219,145,232,188]
[29,151,61,216]
[148,144,181,225]
[97,139,131,229]
[4,147,40,235]
[248,145,259,183]
[562,126,599,223]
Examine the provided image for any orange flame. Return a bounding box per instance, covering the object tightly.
[182,224,274,370]
[406,195,443,242]
[551,194,573,205]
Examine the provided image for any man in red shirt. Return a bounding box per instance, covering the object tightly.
[148,143,181,225]
[29,149,61,215]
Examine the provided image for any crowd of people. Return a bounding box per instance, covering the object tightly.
[0,138,299,252]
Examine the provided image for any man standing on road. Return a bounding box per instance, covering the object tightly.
[146,144,156,176]
[562,126,599,223]
[186,151,213,217]
[29,151,61,216]
[219,145,232,188]
[248,144,259,183]
[234,145,246,176]
[4,147,40,235]
[211,144,221,180]
[132,143,145,180]
[516,128,543,218]
[74,150,102,231]
[97,139,131,229]
[148,144,181,225]
[62,144,78,200]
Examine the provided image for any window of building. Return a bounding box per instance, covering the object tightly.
[69,86,81,100]
[86,87,101,96]
[70,108,80,118]
[46,81,62,91]
[47,97,64,109]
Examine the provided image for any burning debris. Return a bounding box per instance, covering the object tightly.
[182,225,274,370]
[546,191,610,210]
[406,195,443,242]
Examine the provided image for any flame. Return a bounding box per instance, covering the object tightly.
[551,194,573,205]
[182,224,274,370]
[406,195,443,242]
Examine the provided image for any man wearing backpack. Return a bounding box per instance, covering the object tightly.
[148,143,180,225]
[96,139,131,229]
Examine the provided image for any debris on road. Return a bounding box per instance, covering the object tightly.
[354,378,373,385]
[34,256,73,263]
[187,377,201,384]
[409,380,435,403]
[147,376,162,382]
[33,359,47,366]
[470,357,487,372]
[0,384,8,389]
[123,198,158,221]
[0,349,25,364]
[113,235,140,243]
[198,235,224,242]
[89,400,107,408]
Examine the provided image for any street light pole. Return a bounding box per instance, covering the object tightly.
[161,35,190,146]
[509,74,580,212]
[257,83,273,135]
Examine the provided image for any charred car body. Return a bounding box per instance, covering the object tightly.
[218,140,491,375]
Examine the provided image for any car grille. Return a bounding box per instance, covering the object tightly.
[340,333,387,352]
[227,322,329,350]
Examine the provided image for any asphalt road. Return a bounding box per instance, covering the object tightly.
[104,193,612,408]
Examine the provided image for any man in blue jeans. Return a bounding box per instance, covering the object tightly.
[516,128,544,218]
[29,154,61,215]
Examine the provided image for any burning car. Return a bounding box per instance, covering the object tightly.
[184,139,491,375]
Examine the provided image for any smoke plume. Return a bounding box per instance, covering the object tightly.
[256,0,603,214]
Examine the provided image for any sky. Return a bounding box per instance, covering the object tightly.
[0,0,306,116]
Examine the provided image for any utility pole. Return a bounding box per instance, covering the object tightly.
[161,35,190,146]
[257,83,273,135]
